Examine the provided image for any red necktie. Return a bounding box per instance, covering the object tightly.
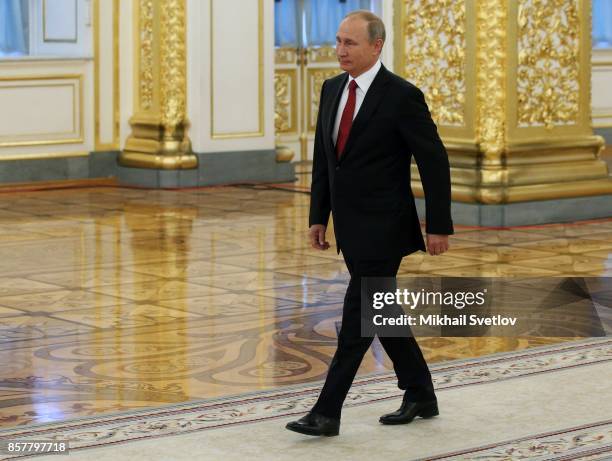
[336,80,358,158]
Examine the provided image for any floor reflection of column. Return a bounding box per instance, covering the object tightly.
[123,202,197,405]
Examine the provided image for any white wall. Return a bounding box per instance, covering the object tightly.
[381,0,394,72]
[187,0,276,154]
[592,49,612,130]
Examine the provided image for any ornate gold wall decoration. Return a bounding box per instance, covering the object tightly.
[516,0,580,129]
[476,0,506,162]
[308,69,342,131]
[308,46,337,63]
[400,0,466,126]
[396,0,611,204]
[139,0,155,112]
[121,0,195,170]
[160,0,186,131]
[275,47,298,65]
[274,71,297,134]
[274,70,296,163]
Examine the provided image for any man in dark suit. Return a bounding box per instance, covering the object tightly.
[286,10,453,437]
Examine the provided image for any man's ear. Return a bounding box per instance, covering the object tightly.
[375,38,384,54]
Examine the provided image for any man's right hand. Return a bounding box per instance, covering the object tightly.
[309,224,330,250]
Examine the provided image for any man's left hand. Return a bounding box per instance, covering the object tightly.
[426,234,450,256]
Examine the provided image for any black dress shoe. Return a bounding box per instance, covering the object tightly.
[285,412,340,436]
[379,399,438,425]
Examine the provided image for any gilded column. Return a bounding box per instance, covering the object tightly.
[120,0,196,169]
[395,0,612,205]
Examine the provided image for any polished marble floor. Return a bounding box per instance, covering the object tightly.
[0,172,610,428]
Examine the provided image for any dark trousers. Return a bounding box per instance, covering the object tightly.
[311,255,435,419]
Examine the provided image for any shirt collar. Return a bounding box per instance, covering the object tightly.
[348,59,382,94]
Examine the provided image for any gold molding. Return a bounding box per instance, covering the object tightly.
[299,51,307,161]
[411,177,612,203]
[274,69,298,135]
[306,68,343,132]
[476,0,506,164]
[593,122,612,128]
[308,46,337,63]
[93,0,120,151]
[138,0,156,113]
[0,74,84,147]
[275,47,298,65]
[160,0,187,130]
[0,151,88,161]
[210,0,264,139]
[43,0,79,43]
[275,145,294,162]
[412,134,610,203]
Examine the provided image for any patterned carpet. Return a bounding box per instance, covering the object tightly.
[0,337,609,460]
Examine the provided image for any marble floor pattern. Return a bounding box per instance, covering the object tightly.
[0,173,610,429]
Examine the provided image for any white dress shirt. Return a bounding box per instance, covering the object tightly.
[332,59,382,146]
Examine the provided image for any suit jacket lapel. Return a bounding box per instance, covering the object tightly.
[339,65,391,164]
[324,73,347,160]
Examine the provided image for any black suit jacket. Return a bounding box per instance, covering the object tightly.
[309,64,454,259]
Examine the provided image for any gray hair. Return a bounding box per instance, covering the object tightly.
[345,10,386,43]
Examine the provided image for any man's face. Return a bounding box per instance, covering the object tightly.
[335,17,383,77]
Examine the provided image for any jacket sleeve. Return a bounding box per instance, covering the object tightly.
[309,80,331,227]
[397,85,454,235]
